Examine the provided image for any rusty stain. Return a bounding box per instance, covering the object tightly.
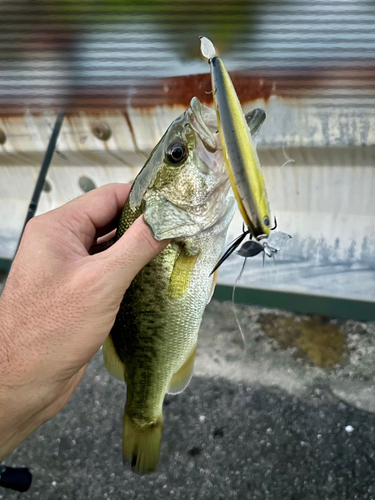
[122,109,144,156]
[64,72,274,111]
[3,64,375,116]
[258,314,346,369]
[65,115,74,130]
[1,65,375,117]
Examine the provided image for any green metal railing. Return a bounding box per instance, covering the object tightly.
[213,285,375,322]
[1,257,373,321]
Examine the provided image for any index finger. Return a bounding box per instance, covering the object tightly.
[52,183,131,249]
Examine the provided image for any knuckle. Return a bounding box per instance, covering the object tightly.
[22,213,51,241]
[22,216,39,237]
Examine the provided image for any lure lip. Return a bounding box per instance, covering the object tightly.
[199,35,216,61]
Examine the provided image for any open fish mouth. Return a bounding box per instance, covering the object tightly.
[187,97,218,153]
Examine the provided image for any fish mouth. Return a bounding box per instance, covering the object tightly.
[187,97,218,153]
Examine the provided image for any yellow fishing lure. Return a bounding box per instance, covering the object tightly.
[200,36,271,239]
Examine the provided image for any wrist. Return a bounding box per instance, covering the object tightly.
[0,295,47,460]
[0,394,44,462]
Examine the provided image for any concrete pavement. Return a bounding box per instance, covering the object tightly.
[2,294,375,499]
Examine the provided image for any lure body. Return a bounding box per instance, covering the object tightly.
[200,36,271,239]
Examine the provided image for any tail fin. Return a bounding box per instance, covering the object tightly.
[122,411,163,474]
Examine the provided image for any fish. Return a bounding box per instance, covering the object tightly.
[103,96,265,474]
[200,36,272,242]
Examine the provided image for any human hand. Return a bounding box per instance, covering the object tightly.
[0,183,168,460]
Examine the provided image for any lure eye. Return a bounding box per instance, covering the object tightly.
[263,216,270,227]
[166,142,188,165]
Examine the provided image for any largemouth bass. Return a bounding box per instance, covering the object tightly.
[103,97,264,474]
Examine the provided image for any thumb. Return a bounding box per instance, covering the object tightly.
[102,215,170,286]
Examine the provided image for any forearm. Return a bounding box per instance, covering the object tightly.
[0,354,82,462]
[0,293,59,461]
[0,295,39,460]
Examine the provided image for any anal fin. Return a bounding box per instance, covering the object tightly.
[168,344,197,395]
[103,334,126,381]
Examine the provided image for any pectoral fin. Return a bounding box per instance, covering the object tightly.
[103,335,126,381]
[168,251,199,299]
[168,344,197,394]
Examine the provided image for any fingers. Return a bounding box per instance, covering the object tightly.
[96,229,117,245]
[94,218,120,241]
[50,184,131,249]
[103,215,170,286]
[65,183,131,226]
[89,232,117,255]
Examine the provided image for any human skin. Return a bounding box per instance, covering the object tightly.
[0,183,168,461]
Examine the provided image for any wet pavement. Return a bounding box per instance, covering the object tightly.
[2,284,375,499]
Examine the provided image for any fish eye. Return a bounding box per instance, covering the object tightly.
[263,216,270,227]
[166,142,188,165]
